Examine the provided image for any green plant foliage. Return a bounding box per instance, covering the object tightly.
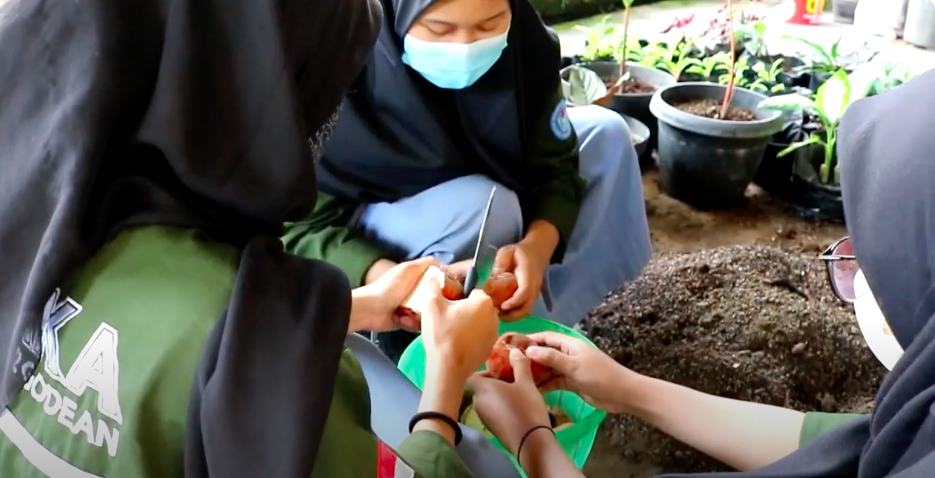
[758,70,872,185]
[748,58,786,94]
[651,38,700,81]
[734,20,768,57]
[563,65,609,106]
[685,52,730,79]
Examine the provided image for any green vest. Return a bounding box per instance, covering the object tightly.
[0,226,473,478]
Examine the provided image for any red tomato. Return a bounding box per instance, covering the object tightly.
[485,332,554,385]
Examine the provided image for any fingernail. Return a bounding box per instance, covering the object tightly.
[509,348,524,360]
[525,346,543,358]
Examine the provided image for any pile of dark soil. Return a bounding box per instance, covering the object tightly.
[584,245,886,473]
[675,98,755,121]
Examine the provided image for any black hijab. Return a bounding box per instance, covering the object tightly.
[316,0,562,204]
[658,68,935,477]
[0,0,380,476]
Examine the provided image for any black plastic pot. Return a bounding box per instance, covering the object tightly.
[563,61,676,158]
[623,115,651,162]
[808,70,833,91]
[649,83,784,209]
[832,0,858,24]
[788,144,844,223]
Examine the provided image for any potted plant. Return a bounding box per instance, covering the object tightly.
[757,70,870,222]
[648,0,783,209]
[561,68,652,166]
[562,1,676,158]
[782,36,873,90]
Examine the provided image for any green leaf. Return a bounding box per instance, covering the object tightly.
[781,35,834,66]
[777,135,823,158]
[816,70,851,125]
[565,66,608,106]
[753,21,766,35]
[770,83,787,93]
[758,94,815,113]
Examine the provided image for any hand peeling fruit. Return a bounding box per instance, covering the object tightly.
[485,332,555,386]
[392,267,520,330]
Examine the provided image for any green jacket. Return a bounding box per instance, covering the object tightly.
[284,88,585,287]
[799,412,865,448]
[0,226,472,478]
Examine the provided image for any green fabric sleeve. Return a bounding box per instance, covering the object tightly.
[398,431,476,478]
[282,192,387,288]
[521,86,586,263]
[799,412,866,448]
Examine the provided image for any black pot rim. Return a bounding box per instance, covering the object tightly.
[649,82,784,139]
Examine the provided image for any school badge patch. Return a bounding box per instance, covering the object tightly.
[549,99,573,141]
[377,440,415,478]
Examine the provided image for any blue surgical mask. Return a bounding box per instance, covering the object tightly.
[401,32,508,90]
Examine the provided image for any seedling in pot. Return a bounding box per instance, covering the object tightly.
[616,0,636,84]
[652,37,701,81]
[719,0,738,119]
[575,17,619,61]
[748,59,786,94]
[686,52,731,80]
[734,20,768,58]
[783,36,873,77]
[718,55,752,88]
[866,62,915,96]
[758,70,871,185]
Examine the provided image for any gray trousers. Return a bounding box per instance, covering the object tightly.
[357,105,652,326]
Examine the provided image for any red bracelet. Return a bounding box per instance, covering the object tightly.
[516,425,555,460]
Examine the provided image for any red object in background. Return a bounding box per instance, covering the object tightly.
[786,0,824,25]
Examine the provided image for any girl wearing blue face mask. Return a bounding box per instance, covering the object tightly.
[285,0,651,363]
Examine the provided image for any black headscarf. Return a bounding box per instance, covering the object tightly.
[0,0,380,476]
[316,0,562,204]
[658,69,935,478]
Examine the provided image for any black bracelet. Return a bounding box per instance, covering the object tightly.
[409,411,463,446]
[516,425,555,461]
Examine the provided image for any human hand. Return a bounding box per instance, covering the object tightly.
[492,241,549,320]
[467,349,552,456]
[525,332,636,414]
[350,257,439,333]
[417,277,500,383]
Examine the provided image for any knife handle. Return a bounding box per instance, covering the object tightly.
[462,267,479,299]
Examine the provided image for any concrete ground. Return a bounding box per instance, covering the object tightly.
[552,0,935,80]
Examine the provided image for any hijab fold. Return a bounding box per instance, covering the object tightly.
[658,69,935,478]
[316,0,563,204]
[0,0,380,475]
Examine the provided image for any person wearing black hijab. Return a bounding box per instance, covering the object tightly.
[283,0,652,362]
[0,0,514,476]
[464,69,935,477]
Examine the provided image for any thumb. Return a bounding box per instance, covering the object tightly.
[493,246,515,275]
[509,348,534,384]
[525,345,571,375]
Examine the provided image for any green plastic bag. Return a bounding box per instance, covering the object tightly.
[397,317,606,476]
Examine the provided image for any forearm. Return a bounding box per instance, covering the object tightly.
[518,429,585,478]
[521,220,560,260]
[414,363,467,446]
[623,374,804,471]
[282,193,387,287]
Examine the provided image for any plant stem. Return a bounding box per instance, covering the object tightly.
[719,0,736,119]
[822,130,836,184]
[619,4,631,88]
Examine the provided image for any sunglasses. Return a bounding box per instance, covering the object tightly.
[818,236,859,303]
